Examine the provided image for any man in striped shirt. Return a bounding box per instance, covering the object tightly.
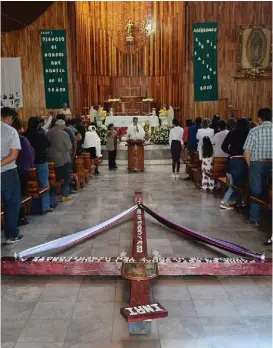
[243,108,272,227]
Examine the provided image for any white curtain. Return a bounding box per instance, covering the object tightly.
[1,58,23,108]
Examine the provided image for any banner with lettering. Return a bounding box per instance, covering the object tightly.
[193,22,218,102]
[1,58,23,108]
[40,30,69,109]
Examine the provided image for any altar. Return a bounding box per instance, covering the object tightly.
[103,96,155,115]
[105,115,159,128]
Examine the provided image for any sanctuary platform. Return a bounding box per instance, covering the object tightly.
[101,144,172,165]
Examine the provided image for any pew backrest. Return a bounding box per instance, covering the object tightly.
[212,157,228,178]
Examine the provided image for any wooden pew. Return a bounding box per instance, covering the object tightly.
[94,157,102,166]
[70,158,81,191]
[192,162,202,188]
[74,156,86,188]
[79,154,91,184]
[21,196,32,215]
[212,157,228,179]
[211,157,228,193]
[26,168,50,199]
[186,151,200,178]
[82,152,96,174]
[70,171,80,191]
[182,147,189,164]
[48,162,64,196]
[1,195,32,230]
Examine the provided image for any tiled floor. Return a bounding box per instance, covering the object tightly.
[1,165,272,348]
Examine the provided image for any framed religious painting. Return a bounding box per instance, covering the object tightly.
[236,25,272,79]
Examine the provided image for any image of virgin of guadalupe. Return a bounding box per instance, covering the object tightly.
[246,30,266,67]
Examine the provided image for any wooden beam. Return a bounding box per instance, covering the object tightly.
[2,257,271,276]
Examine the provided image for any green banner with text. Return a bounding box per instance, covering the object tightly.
[193,22,218,102]
[41,30,70,109]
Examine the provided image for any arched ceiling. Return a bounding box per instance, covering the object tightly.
[1,1,53,32]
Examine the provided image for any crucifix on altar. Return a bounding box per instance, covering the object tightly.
[1,191,271,336]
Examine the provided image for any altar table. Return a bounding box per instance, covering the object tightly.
[105,116,159,128]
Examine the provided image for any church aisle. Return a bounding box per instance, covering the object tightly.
[2,165,271,258]
[1,165,272,348]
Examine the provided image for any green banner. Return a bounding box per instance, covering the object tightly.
[193,22,218,102]
[41,30,70,109]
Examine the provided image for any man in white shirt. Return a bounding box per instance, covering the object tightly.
[127,117,145,141]
[59,103,72,120]
[1,107,24,243]
[212,120,229,157]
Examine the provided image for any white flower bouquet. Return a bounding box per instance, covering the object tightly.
[150,126,170,145]
[97,125,107,145]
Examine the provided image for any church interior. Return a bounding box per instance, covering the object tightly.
[1,1,272,348]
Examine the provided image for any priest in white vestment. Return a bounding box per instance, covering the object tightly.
[89,106,97,123]
[127,117,145,141]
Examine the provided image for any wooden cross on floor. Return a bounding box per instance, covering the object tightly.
[1,191,272,335]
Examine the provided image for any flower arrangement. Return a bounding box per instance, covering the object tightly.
[242,68,266,79]
[99,107,107,118]
[150,126,170,145]
[96,124,107,145]
[159,108,168,117]
[108,98,121,102]
[142,98,154,102]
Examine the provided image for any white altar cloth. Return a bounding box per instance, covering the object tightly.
[105,115,159,127]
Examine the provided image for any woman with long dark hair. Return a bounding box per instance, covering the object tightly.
[169,119,184,179]
[200,136,214,191]
[220,118,249,209]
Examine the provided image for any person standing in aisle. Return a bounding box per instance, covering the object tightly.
[47,119,73,202]
[244,108,272,226]
[169,119,184,179]
[1,107,23,243]
[107,123,118,170]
